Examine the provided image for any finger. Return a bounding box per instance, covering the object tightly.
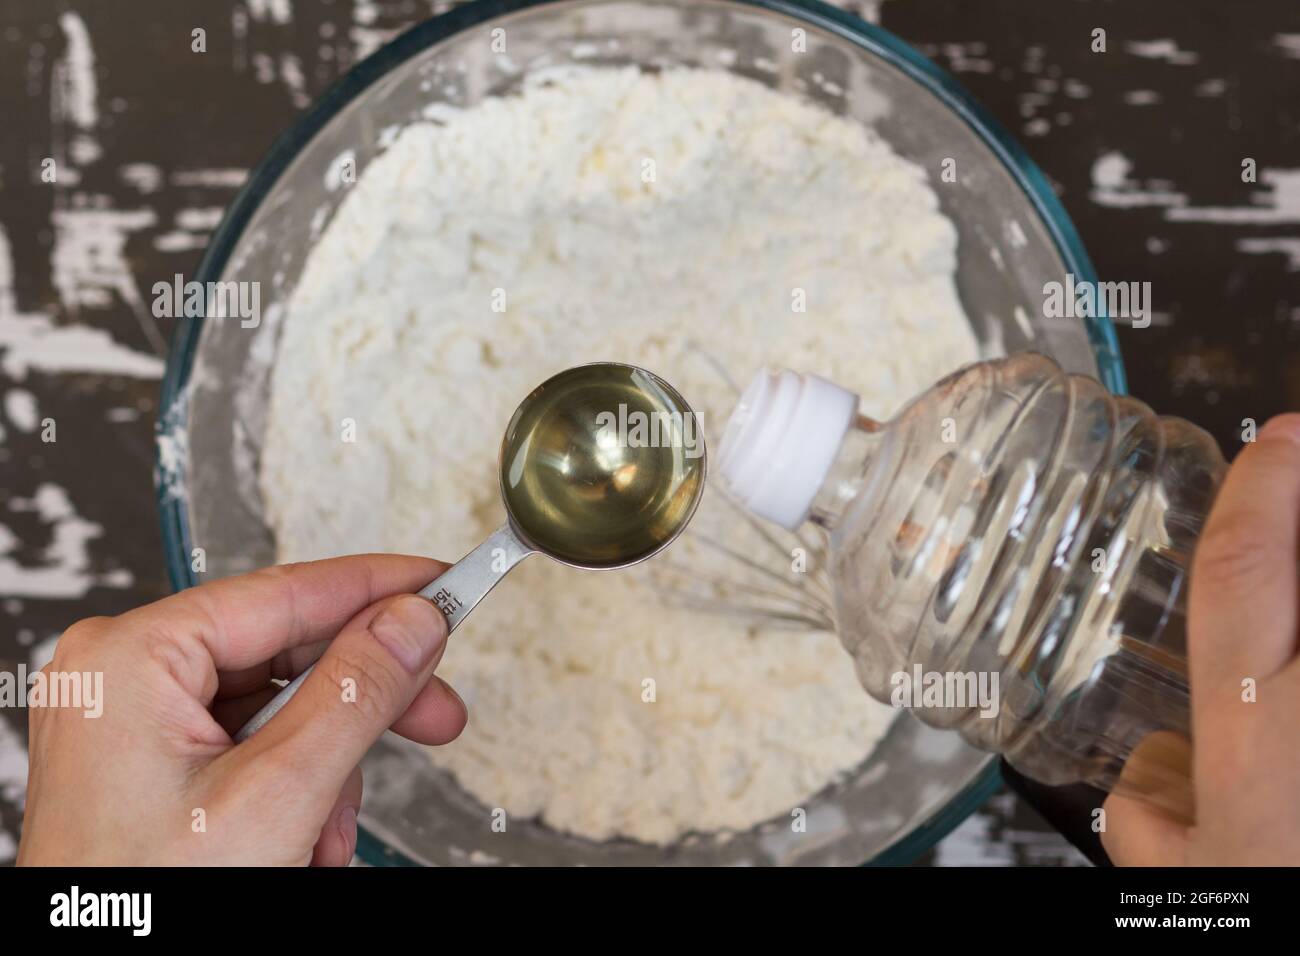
[216,641,327,701]
[310,765,363,867]
[211,685,283,737]
[116,554,448,702]
[1189,414,1300,704]
[389,676,469,746]
[213,674,467,745]
[1110,730,1196,822]
[240,594,449,796]
[1101,790,1188,866]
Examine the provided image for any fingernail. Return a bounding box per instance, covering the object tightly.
[1257,414,1300,446]
[337,806,358,864]
[369,595,447,675]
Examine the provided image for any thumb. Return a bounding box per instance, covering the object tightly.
[1101,791,1189,866]
[241,594,449,797]
[1099,732,1194,866]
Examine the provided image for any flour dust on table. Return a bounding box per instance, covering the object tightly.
[261,66,980,844]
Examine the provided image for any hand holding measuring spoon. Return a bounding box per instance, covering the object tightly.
[235,363,707,740]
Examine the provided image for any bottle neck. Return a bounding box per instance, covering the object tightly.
[807,414,886,531]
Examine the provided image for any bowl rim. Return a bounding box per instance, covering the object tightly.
[156,0,1127,867]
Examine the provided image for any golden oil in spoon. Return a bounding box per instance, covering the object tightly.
[500,363,706,569]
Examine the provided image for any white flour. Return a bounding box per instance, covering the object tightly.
[261,67,980,844]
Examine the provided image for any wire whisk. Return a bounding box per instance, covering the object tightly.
[642,340,837,632]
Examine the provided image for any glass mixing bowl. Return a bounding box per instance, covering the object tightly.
[157,0,1124,865]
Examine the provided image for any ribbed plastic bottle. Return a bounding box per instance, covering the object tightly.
[719,352,1228,821]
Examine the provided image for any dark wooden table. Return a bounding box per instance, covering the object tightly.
[1,0,1297,866]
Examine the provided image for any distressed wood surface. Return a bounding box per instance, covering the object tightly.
[1,0,1297,866]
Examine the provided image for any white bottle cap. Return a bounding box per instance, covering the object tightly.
[718,368,859,530]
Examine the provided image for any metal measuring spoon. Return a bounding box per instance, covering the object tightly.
[235,363,707,741]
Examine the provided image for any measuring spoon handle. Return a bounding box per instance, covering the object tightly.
[415,523,532,631]
[233,523,533,742]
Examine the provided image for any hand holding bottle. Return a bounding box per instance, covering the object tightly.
[1103,414,1300,865]
[722,359,1300,864]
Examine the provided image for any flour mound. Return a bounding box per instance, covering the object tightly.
[262,67,979,844]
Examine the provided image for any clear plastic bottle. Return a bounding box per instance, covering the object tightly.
[719,352,1227,821]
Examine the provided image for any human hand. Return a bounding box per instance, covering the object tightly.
[17,554,465,866]
[1104,414,1300,865]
